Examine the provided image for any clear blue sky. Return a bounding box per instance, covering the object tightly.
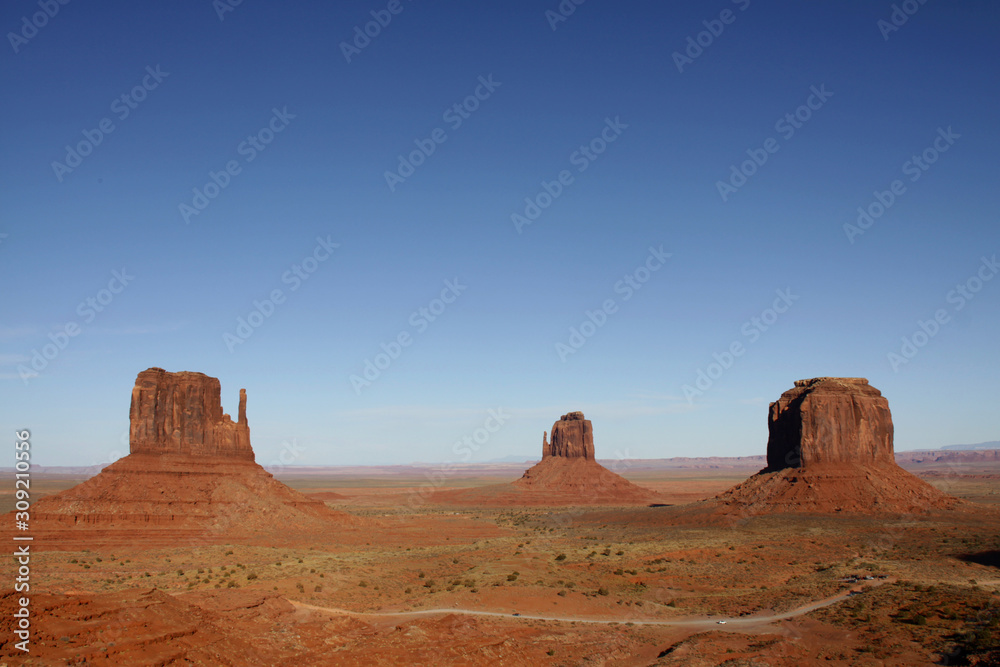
[2,0,998,466]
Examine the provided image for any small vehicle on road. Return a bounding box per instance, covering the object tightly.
[716,620,727,625]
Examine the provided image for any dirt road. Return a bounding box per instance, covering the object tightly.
[290,578,891,631]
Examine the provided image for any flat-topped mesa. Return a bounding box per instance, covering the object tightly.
[544,411,595,460]
[766,377,893,471]
[129,367,254,460]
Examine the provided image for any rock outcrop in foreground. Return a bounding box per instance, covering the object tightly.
[717,377,955,516]
[435,411,659,506]
[22,368,356,548]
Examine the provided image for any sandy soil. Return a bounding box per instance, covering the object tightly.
[0,461,998,665]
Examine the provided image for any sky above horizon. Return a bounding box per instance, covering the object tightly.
[2,0,998,467]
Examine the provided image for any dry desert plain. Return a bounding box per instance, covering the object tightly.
[1,453,999,666]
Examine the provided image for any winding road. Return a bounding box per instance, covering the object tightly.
[290,578,891,631]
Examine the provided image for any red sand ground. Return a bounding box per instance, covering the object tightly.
[20,454,362,549]
[1,455,998,665]
[714,462,958,517]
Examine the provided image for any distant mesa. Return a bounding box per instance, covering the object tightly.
[716,377,956,516]
[18,367,358,548]
[434,411,660,506]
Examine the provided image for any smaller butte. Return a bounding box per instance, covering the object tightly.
[435,411,660,506]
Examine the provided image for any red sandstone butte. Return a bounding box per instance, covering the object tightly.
[766,377,893,470]
[129,367,253,459]
[434,411,660,506]
[717,377,955,515]
[543,411,595,460]
[16,367,357,548]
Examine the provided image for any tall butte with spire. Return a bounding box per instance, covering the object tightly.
[716,377,956,515]
[23,367,357,547]
[128,368,253,459]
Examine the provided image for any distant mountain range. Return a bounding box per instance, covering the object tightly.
[485,455,539,463]
[939,441,1000,451]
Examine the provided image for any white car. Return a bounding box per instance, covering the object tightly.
[717,620,727,625]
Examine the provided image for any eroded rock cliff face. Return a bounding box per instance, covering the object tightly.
[766,377,893,470]
[715,377,956,515]
[129,367,252,460]
[544,411,595,461]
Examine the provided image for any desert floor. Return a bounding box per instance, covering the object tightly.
[1,458,998,665]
